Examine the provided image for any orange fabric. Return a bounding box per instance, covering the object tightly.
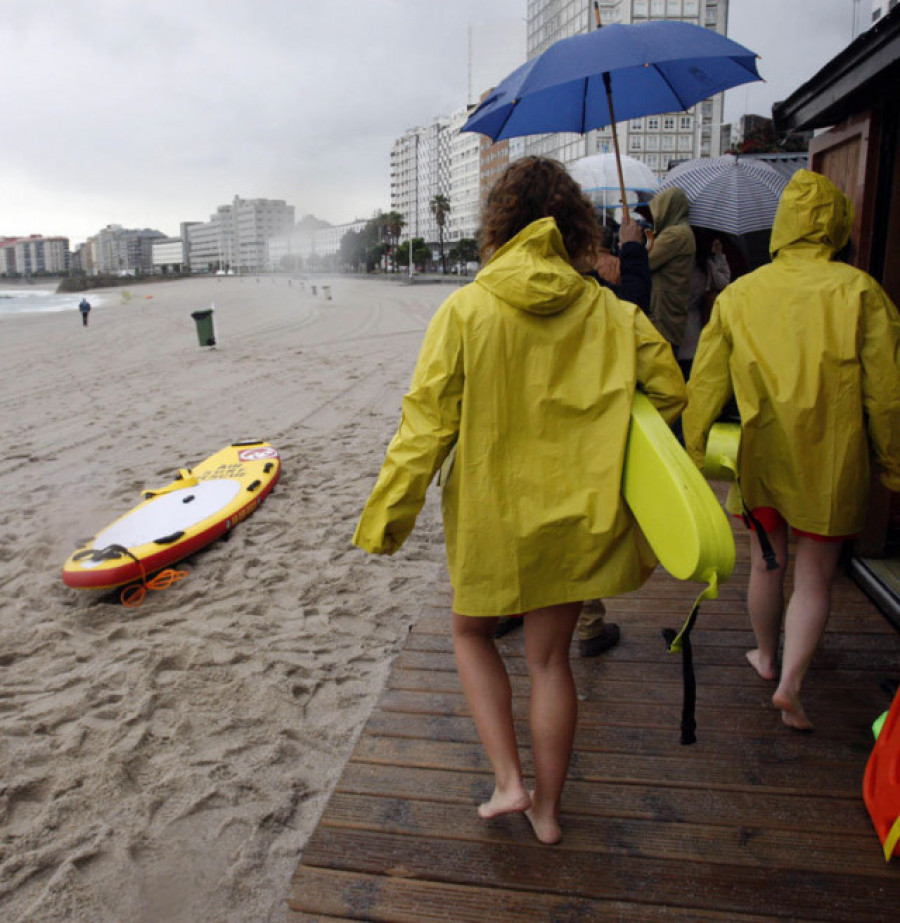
[737,506,856,543]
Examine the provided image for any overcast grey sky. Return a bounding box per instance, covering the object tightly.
[1,0,863,246]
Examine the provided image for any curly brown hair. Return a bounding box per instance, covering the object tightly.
[480,156,601,270]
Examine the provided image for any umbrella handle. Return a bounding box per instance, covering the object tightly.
[602,72,631,225]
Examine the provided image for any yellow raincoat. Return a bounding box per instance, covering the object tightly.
[353,217,687,616]
[684,169,900,536]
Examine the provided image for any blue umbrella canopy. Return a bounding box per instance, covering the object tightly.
[462,21,761,141]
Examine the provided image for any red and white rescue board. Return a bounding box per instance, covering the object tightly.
[62,441,281,589]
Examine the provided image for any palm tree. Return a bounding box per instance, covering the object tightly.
[382,211,406,271]
[430,194,451,274]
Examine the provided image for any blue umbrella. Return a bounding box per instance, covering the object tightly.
[462,20,761,220]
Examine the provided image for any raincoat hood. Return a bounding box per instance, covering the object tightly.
[475,217,586,316]
[650,187,691,232]
[769,168,853,259]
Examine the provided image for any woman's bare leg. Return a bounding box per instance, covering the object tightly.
[523,602,581,845]
[452,612,530,819]
[745,521,789,681]
[773,536,843,730]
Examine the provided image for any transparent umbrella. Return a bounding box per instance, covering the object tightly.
[568,152,660,213]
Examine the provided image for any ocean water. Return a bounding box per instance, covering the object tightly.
[0,288,103,318]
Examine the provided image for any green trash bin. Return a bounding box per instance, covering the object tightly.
[190,309,216,347]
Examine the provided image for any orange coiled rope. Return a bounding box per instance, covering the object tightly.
[120,566,188,608]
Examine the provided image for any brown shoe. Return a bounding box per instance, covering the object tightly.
[578,623,620,657]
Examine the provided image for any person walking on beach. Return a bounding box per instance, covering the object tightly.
[354,157,686,844]
[683,169,900,731]
[78,297,91,327]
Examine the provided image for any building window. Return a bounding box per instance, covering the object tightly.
[679,116,693,130]
[630,118,643,130]
[629,136,643,151]
[662,135,676,151]
[705,4,717,25]
[651,0,666,15]
[663,117,676,130]
[683,0,699,14]
[645,135,660,151]
[647,116,660,130]
[633,0,649,15]
[677,135,693,152]
[667,0,682,14]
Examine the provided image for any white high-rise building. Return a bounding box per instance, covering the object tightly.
[390,118,450,249]
[525,0,730,175]
[187,196,294,273]
[390,19,527,250]
[447,106,482,243]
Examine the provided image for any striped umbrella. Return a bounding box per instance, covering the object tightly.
[659,155,789,235]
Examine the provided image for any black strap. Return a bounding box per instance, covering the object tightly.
[733,468,779,571]
[72,543,132,564]
[663,602,700,746]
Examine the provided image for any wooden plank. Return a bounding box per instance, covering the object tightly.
[289,866,779,922]
[374,688,884,738]
[316,791,889,877]
[347,735,869,797]
[361,711,876,766]
[299,827,898,921]
[387,667,894,714]
[394,647,899,689]
[332,763,873,836]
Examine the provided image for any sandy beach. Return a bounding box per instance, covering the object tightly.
[0,275,452,921]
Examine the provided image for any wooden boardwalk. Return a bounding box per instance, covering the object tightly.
[288,526,900,921]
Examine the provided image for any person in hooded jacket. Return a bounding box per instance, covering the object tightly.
[647,186,697,357]
[683,169,900,731]
[354,156,686,844]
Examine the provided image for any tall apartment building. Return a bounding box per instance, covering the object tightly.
[95,225,166,274]
[525,0,730,174]
[186,196,295,273]
[0,236,70,275]
[390,19,526,249]
[447,106,482,244]
[390,119,450,249]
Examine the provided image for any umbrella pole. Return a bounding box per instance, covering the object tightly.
[602,71,630,225]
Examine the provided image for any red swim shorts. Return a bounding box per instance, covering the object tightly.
[738,506,857,543]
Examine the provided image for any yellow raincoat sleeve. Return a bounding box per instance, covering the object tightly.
[682,300,734,468]
[860,286,900,490]
[634,309,688,423]
[353,300,464,554]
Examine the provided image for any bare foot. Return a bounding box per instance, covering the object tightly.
[524,791,562,844]
[478,785,531,819]
[772,688,813,731]
[746,649,778,680]
[525,806,562,845]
